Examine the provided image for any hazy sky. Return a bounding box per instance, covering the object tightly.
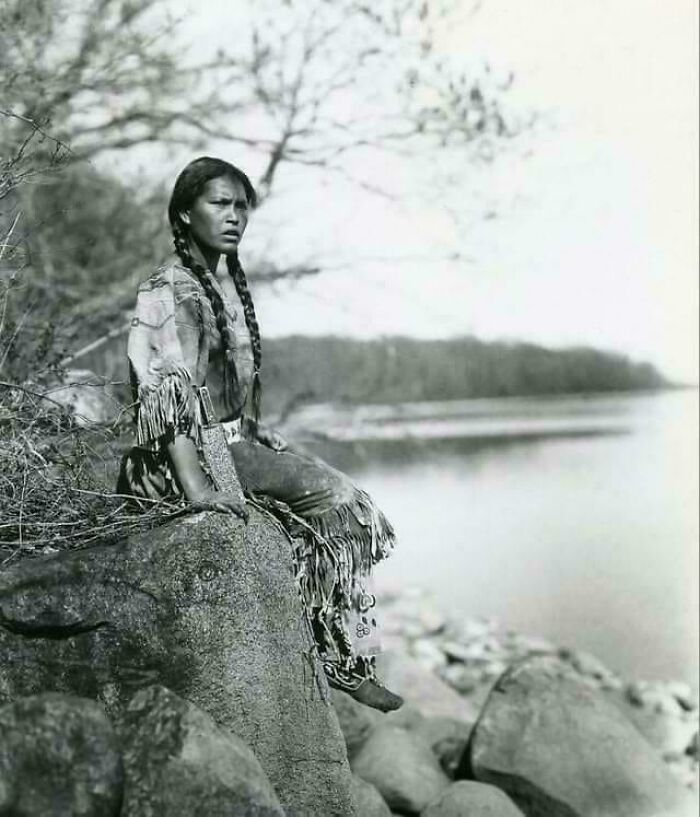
[119,0,699,382]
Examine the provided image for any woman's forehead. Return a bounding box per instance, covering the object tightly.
[201,176,247,199]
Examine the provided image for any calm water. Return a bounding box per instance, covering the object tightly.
[296,390,699,686]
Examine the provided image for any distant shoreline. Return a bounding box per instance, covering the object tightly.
[262,334,672,415]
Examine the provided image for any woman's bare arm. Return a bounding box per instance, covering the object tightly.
[167,434,247,519]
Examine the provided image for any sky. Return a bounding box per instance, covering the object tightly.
[115,0,699,382]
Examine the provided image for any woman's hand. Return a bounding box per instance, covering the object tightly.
[254,423,288,452]
[189,487,249,521]
[166,434,248,521]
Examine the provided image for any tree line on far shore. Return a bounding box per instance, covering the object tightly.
[261,335,668,412]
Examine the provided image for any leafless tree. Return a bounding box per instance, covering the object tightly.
[1,0,522,200]
[1,0,527,368]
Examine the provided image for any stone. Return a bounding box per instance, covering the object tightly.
[0,693,122,816]
[440,664,483,696]
[383,701,426,731]
[417,605,447,635]
[461,656,697,817]
[350,774,393,817]
[117,685,284,816]
[0,510,355,817]
[506,633,557,656]
[558,646,619,684]
[666,681,699,712]
[626,680,689,717]
[665,753,700,790]
[411,637,449,671]
[331,686,382,756]
[376,648,478,723]
[412,716,474,778]
[441,639,483,664]
[612,692,699,758]
[351,725,450,814]
[48,368,117,425]
[330,686,426,758]
[422,781,525,817]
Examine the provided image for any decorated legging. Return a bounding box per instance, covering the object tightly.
[230,440,392,690]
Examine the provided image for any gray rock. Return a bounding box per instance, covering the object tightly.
[626,680,689,716]
[412,716,474,778]
[117,685,283,816]
[440,664,483,695]
[411,637,448,671]
[383,701,427,731]
[331,687,381,756]
[0,510,354,817]
[47,368,117,425]
[463,656,697,817]
[422,781,524,816]
[0,693,122,816]
[558,646,619,684]
[610,689,699,757]
[351,725,450,814]
[376,648,478,723]
[350,774,393,817]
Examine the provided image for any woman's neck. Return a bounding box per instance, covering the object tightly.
[189,238,220,274]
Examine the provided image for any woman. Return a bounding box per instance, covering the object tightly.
[118,156,403,712]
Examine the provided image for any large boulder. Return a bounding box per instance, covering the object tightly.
[0,510,355,817]
[412,716,474,779]
[0,693,123,816]
[461,656,696,817]
[350,775,393,817]
[331,687,382,757]
[422,781,524,817]
[117,685,283,816]
[351,725,450,814]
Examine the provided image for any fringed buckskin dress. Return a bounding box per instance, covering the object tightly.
[117,262,396,690]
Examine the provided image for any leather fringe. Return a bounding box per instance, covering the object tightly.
[135,367,201,449]
[253,489,395,616]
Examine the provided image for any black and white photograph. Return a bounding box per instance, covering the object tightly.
[1,1,698,814]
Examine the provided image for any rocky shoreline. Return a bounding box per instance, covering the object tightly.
[1,512,697,815]
[373,584,699,792]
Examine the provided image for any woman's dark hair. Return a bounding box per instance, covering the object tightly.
[168,156,262,424]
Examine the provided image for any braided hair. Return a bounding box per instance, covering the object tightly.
[168,157,262,424]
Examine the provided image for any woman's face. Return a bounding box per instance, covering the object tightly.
[181,175,250,256]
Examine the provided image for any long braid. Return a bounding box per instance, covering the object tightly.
[226,254,262,425]
[171,223,241,415]
[167,156,262,425]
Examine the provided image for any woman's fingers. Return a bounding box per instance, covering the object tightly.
[272,432,288,451]
[192,493,248,522]
[256,424,288,452]
[218,497,249,522]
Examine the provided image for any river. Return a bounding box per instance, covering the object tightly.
[290,389,699,687]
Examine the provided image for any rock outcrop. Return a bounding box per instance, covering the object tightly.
[0,693,123,817]
[0,510,355,817]
[462,656,696,816]
[117,685,284,816]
